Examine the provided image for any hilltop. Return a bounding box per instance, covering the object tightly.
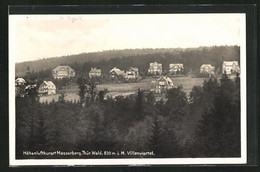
[15,46,240,77]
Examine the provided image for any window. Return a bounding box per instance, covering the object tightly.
[159,81,165,85]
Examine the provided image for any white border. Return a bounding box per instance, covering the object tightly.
[9,13,247,166]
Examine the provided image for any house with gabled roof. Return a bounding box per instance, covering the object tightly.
[200,64,215,75]
[222,61,240,75]
[148,62,162,75]
[110,67,125,77]
[151,76,174,93]
[52,65,75,79]
[15,77,26,86]
[89,67,101,78]
[38,81,56,95]
[125,67,139,79]
[169,63,184,74]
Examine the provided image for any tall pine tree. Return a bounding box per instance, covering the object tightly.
[196,74,240,157]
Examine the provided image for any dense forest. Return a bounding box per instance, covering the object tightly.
[15,46,240,77]
[16,73,241,159]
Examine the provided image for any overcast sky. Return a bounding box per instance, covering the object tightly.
[9,14,244,63]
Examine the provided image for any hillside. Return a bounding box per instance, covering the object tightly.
[15,46,240,77]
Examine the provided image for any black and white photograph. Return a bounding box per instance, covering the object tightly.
[9,12,247,166]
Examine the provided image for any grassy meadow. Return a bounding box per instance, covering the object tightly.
[39,76,207,103]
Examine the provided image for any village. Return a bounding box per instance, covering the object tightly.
[15,60,240,103]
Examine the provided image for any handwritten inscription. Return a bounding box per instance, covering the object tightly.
[59,16,83,23]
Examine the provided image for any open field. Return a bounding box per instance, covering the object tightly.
[39,92,80,103]
[39,76,207,103]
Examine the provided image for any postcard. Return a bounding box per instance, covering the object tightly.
[9,12,247,166]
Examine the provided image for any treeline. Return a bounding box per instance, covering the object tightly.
[15,46,240,77]
[16,73,240,159]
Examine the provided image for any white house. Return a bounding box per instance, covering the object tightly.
[15,78,26,86]
[200,64,215,75]
[151,76,174,93]
[52,65,75,79]
[89,67,101,78]
[222,61,240,75]
[148,62,162,75]
[38,81,56,95]
[125,67,139,79]
[169,63,184,74]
